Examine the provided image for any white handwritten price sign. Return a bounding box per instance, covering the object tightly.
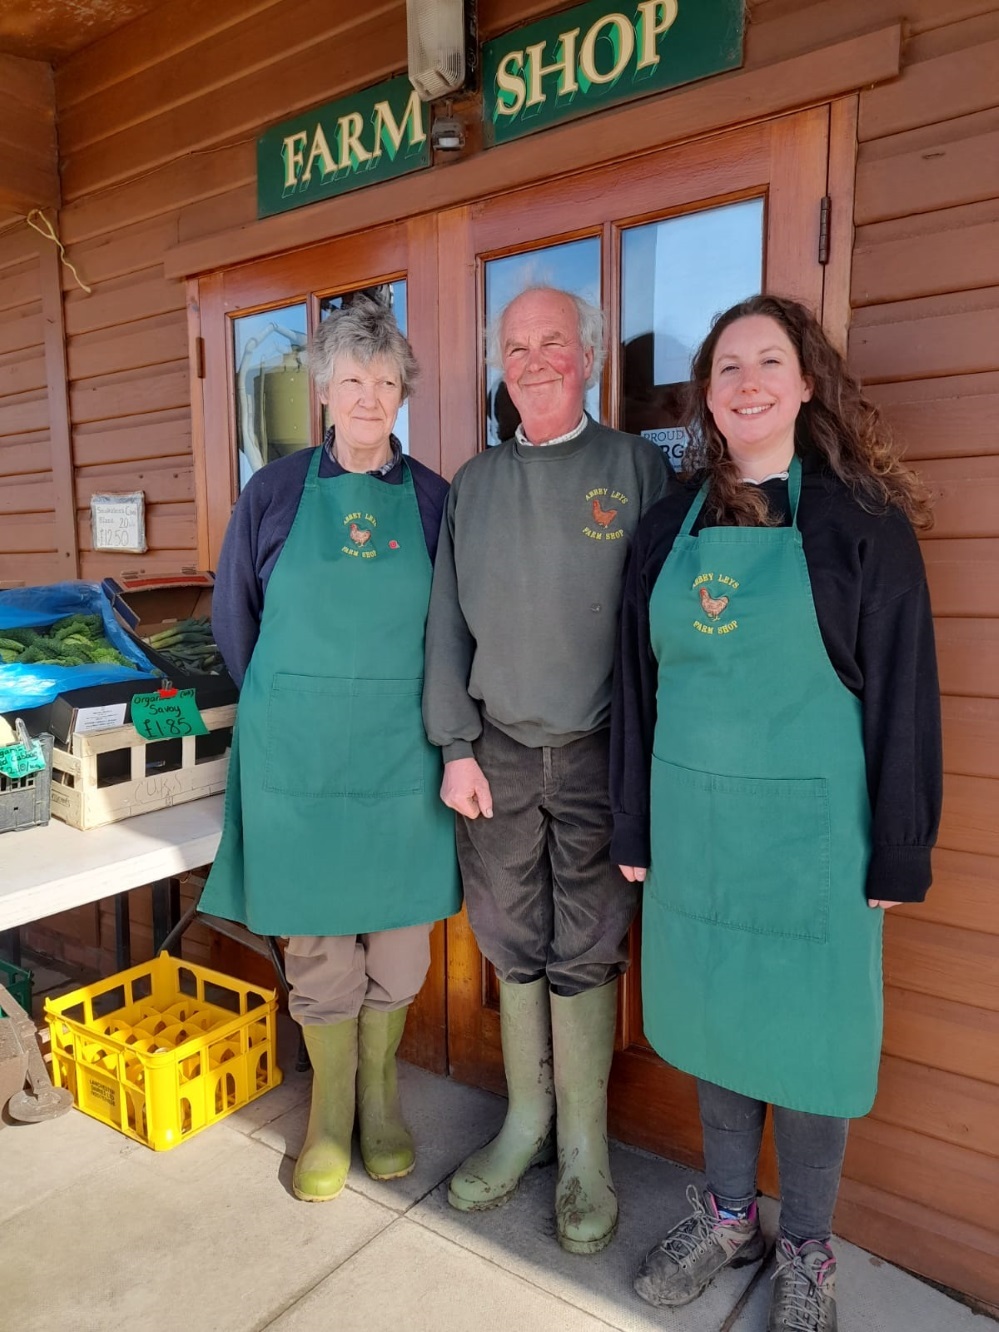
[131,688,209,740]
[90,491,147,553]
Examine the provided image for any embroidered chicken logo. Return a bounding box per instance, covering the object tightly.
[698,585,730,620]
[591,498,618,529]
[349,522,372,547]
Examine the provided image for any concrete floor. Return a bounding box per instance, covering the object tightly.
[0,959,987,1332]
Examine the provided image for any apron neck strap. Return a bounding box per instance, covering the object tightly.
[304,443,323,490]
[678,479,710,537]
[677,453,803,537]
[787,454,803,527]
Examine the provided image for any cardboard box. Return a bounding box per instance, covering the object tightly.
[101,569,237,712]
[46,680,168,744]
[3,679,168,746]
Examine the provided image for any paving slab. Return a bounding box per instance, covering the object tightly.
[0,1099,139,1223]
[0,1034,981,1332]
[729,1231,985,1332]
[411,1143,764,1330]
[0,1122,396,1332]
[267,1214,616,1332]
[251,1061,507,1213]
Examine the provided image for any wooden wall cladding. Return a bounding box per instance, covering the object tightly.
[846,5,999,1304]
[0,67,62,584]
[0,226,61,583]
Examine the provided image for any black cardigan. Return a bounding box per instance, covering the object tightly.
[610,454,942,902]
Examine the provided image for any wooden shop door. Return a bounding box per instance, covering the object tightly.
[437,105,844,1170]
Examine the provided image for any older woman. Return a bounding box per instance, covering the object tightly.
[202,297,460,1201]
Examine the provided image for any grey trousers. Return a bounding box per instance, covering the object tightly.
[697,1078,849,1244]
[284,924,432,1025]
[458,719,640,997]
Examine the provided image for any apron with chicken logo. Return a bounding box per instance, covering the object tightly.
[202,447,461,935]
[642,457,881,1116]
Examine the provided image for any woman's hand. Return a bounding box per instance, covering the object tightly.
[867,899,903,909]
[441,758,494,820]
[618,866,647,883]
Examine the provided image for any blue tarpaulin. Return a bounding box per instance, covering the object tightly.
[0,581,159,712]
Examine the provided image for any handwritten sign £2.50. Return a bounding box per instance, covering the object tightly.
[131,689,209,741]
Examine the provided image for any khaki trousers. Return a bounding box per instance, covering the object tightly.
[284,924,432,1025]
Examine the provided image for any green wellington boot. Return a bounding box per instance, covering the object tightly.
[448,977,555,1211]
[357,1005,416,1181]
[293,1018,358,1202]
[551,980,619,1254]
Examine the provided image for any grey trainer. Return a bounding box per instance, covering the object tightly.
[768,1237,838,1331]
[634,1184,766,1307]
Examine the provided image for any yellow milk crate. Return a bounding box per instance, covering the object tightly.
[45,952,282,1151]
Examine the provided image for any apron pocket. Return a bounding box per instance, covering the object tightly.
[264,674,425,797]
[649,757,830,943]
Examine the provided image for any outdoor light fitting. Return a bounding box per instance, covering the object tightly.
[406,0,466,101]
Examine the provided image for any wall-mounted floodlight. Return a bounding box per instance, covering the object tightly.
[407,0,466,101]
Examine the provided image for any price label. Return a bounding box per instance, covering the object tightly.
[90,491,147,553]
[0,740,47,780]
[130,688,209,740]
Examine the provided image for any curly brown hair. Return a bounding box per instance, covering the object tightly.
[681,294,934,530]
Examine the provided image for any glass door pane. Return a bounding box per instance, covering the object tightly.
[620,197,764,469]
[232,303,308,490]
[319,281,410,453]
[483,238,601,447]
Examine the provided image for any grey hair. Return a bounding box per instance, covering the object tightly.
[308,296,419,398]
[487,286,605,388]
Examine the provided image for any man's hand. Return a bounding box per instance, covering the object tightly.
[441,758,494,820]
[868,899,903,909]
[618,866,647,883]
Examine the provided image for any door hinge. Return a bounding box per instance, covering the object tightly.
[818,196,832,265]
[194,336,206,379]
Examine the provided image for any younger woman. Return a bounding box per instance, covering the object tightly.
[611,295,941,1331]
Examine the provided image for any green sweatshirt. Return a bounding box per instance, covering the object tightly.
[423,417,669,759]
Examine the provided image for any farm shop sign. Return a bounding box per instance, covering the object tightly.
[483,0,744,146]
[257,76,430,218]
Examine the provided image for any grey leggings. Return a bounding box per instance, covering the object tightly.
[697,1079,849,1244]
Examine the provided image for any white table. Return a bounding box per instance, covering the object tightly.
[0,796,224,961]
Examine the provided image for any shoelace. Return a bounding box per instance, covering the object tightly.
[770,1249,834,1331]
[655,1184,729,1263]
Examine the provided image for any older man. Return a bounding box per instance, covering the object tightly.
[423,286,669,1253]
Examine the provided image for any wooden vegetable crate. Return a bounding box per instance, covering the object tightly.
[49,704,234,830]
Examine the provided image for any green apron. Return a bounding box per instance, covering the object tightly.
[201,447,461,936]
[642,458,881,1117]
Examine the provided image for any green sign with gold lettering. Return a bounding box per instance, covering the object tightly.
[483,0,744,146]
[257,76,431,218]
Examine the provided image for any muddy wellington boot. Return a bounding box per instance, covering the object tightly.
[551,980,619,1254]
[356,1005,416,1181]
[448,977,555,1211]
[292,1018,358,1202]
